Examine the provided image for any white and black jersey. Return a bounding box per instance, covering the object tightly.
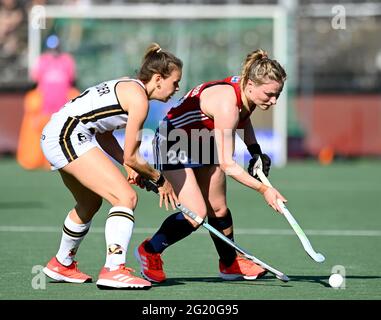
[59,78,145,133]
[41,78,146,170]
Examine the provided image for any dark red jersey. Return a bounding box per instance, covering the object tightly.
[166,76,248,132]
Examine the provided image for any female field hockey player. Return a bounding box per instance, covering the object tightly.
[135,49,287,283]
[41,43,182,289]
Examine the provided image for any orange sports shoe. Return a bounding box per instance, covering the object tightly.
[96,265,151,289]
[219,255,267,280]
[43,256,92,283]
[134,239,166,283]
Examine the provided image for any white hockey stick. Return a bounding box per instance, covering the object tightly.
[256,169,325,263]
[143,180,290,282]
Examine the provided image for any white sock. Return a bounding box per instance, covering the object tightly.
[104,206,134,271]
[56,213,92,266]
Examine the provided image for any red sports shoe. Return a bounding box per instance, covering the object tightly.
[134,239,166,283]
[43,257,92,283]
[96,265,151,289]
[219,256,267,280]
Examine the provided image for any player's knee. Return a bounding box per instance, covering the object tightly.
[183,206,207,228]
[212,206,229,218]
[208,208,232,230]
[197,207,208,220]
[114,190,138,209]
[187,217,201,229]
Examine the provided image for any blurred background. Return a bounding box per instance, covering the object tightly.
[1,0,380,168]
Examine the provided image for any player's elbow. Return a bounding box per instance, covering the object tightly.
[219,160,234,172]
[220,160,243,176]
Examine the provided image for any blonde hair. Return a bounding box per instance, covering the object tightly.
[240,49,286,90]
[138,43,183,83]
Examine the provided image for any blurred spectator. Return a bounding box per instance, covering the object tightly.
[0,0,25,59]
[31,34,77,115]
[17,34,79,170]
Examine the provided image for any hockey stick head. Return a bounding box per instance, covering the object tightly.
[309,252,325,263]
[277,200,326,263]
[276,274,290,282]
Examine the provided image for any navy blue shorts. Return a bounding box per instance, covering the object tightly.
[153,118,218,171]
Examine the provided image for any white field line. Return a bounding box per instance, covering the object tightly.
[0,226,381,237]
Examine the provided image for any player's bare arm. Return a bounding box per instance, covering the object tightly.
[117,81,178,210]
[116,81,160,181]
[207,89,286,213]
[237,118,259,147]
[202,86,257,188]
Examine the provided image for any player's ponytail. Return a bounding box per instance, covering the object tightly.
[240,49,286,90]
[142,43,162,59]
[138,43,183,83]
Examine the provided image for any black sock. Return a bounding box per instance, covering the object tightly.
[208,209,237,267]
[145,212,197,254]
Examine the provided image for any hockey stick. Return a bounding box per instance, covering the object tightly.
[143,179,290,282]
[255,169,325,263]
